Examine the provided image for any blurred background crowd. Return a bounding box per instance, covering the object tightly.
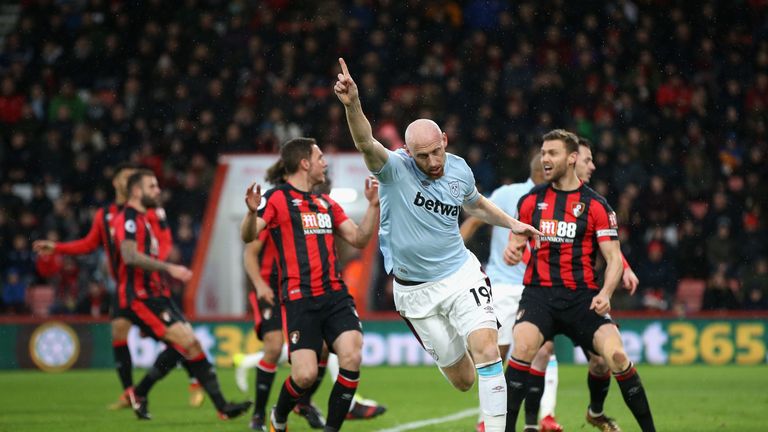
[1,0,766,316]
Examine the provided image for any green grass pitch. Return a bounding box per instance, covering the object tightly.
[1,365,766,431]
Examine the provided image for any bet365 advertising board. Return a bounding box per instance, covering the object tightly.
[1,318,766,371]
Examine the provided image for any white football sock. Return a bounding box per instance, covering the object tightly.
[476,359,507,431]
[539,355,559,418]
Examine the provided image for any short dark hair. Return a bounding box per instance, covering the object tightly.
[578,137,592,150]
[542,129,579,154]
[280,137,317,175]
[112,162,138,180]
[126,169,154,194]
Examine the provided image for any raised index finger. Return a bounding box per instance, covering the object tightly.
[339,57,350,77]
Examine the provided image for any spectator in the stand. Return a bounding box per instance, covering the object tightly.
[706,191,741,234]
[4,132,35,182]
[640,175,677,227]
[7,234,34,282]
[174,215,197,265]
[636,241,677,310]
[1,1,768,314]
[48,80,86,122]
[742,259,768,310]
[29,184,53,216]
[0,181,24,220]
[676,220,708,278]
[74,281,110,317]
[166,172,207,222]
[683,150,714,198]
[2,269,27,313]
[0,76,25,124]
[49,256,80,314]
[705,217,739,271]
[740,212,767,263]
[702,264,741,310]
[466,145,495,193]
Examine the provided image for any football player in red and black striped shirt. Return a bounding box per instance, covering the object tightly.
[241,175,387,430]
[505,130,655,432]
[32,163,203,409]
[241,137,380,432]
[521,138,643,431]
[114,169,251,421]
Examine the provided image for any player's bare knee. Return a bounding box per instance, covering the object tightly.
[540,341,555,356]
[262,332,283,361]
[511,341,538,361]
[263,345,283,364]
[471,342,501,364]
[111,319,131,340]
[183,331,199,349]
[455,378,474,392]
[184,339,203,358]
[450,370,475,392]
[589,355,610,376]
[336,350,362,370]
[292,367,318,389]
[610,350,630,371]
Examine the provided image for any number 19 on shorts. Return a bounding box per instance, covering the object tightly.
[469,286,492,306]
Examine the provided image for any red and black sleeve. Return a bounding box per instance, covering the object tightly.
[54,208,105,255]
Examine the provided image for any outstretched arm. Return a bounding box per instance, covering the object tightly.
[334,58,390,172]
[463,195,542,242]
[120,240,192,282]
[34,210,104,255]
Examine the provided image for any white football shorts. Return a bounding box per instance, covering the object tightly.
[394,253,498,368]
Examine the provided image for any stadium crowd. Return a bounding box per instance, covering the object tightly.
[1,0,767,315]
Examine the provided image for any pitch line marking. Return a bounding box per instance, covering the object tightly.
[374,408,479,432]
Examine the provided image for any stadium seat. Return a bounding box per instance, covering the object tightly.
[676,279,706,312]
[25,285,55,317]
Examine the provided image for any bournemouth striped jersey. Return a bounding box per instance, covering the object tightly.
[517,182,619,290]
[55,203,121,279]
[258,229,280,292]
[53,203,173,281]
[258,183,349,302]
[113,206,169,307]
[146,207,173,261]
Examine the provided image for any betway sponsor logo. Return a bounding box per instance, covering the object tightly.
[413,191,460,216]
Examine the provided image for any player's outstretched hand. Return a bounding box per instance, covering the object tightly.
[32,240,55,255]
[511,220,543,248]
[245,182,262,213]
[364,176,380,206]
[168,264,193,282]
[334,57,359,106]
[590,291,611,316]
[622,267,639,295]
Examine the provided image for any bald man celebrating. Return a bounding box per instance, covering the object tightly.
[334,58,541,432]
